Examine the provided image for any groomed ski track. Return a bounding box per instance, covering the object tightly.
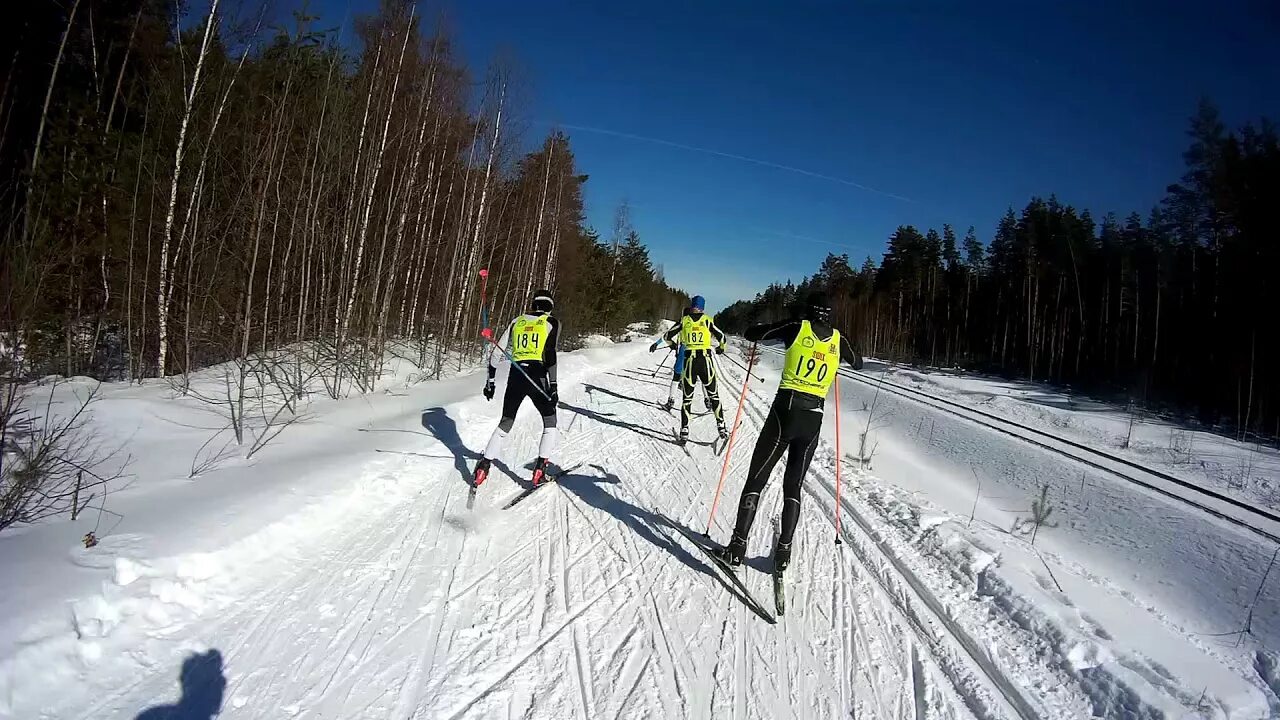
[60,343,1032,720]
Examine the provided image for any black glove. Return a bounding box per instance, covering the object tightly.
[549,381,559,405]
[483,379,495,401]
[649,341,660,353]
[715,345,726,355]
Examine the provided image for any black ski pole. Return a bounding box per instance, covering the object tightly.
[723,350,764,383]
[651,347,674,377]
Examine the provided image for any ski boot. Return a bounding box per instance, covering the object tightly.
[713,536,746,568]
[662,396,674,412]
[531,457,550,486]
[472,458,492,487]
[717,421,729,440]
[773,540,792,573]
[677,427,689,446]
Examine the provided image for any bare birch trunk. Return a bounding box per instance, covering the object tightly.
[156,0,219,376]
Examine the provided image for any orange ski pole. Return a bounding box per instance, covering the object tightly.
[834,374,843,545]
[703,343,758,537]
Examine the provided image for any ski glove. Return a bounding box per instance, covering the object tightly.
[483,378,495,401]
[715,344,726,355]
[549,381,559,405]
[649,341,660,353]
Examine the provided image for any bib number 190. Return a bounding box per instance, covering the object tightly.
[794,356,828,381]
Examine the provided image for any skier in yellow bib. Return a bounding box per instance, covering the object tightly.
[713,291,862,573]
[474,289,561,488]
[650,295,728,445]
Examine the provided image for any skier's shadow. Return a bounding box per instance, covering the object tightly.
[559,465,773,622]
[558,466,713,579]
[135,649,225,719]
[557,401,673,445]
[421,408,483,487]
[582,383,668,412]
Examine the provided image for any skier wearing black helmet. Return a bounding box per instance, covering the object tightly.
[474,289,561,488]
[650,295,728,444]
[714,291,862,573]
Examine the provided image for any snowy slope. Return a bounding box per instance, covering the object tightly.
[2,340,1276,718]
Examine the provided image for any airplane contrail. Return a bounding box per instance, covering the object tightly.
[555,122,915,203]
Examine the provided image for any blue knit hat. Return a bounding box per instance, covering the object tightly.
[690,295,705,311]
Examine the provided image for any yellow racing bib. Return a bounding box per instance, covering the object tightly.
[511,315,550,362]
[779,321,839,397]
[680,314,715,350]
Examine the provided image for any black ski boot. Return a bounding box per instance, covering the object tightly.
[662,396,674,412]
[472,458,492,487]
[714,536,747,568]
[677,427,689,446]
[717,421,729,439]
[773,540,792,573]
[531,457,550,486]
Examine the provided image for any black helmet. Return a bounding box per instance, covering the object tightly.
[530,288,554,314]
[804,291,832,323]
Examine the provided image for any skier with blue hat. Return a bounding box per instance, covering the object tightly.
[651,295,728,445]
[661,305,698,411]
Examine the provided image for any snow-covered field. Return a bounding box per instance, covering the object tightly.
[2,336,1278,718]
[883,365,1280,512]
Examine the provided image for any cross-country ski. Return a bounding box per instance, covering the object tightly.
[500,462,585,510]
[667,521,777,625]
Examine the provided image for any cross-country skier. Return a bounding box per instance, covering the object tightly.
[650,295,728,444]
[713,291,862,572]
[473,289,560,488]
[662,306,694,411]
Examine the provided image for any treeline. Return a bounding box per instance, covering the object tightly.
[719,102,1280,436]
[0,0,684,391]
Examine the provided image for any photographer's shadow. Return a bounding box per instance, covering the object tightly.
[135,649,225,719]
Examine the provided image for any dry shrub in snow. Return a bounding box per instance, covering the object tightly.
[0,380,129,531]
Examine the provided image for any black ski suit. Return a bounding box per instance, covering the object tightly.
[726,317,862,556]
[483,313,560,462]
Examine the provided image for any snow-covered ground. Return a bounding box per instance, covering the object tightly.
[883,365,1280,512]
[1,337,1277,718]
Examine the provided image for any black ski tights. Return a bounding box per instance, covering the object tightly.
[727,391,824,549]
[681,351,724,429]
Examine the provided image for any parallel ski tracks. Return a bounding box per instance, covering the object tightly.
[760,343,1280,543]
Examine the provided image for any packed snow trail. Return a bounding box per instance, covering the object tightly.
[6,341,1272,719]
[12,343,970,720]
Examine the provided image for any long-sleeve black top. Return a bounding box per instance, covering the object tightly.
[744,319,862,369]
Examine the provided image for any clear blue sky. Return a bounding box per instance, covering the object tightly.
[298,0,1279,311]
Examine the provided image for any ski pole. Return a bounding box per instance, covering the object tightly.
[703,343,758,537]
[834,373,843,545]
[651,346,674,377]
[480,328,554,404]
[478,268,490,331]
[478,269,490,361]
[723,350,764,383]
